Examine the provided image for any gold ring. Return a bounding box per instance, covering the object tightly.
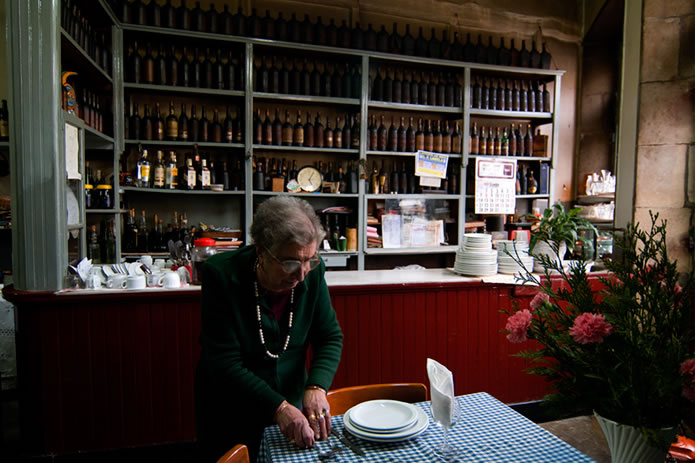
[309,414,316,420]
[319,411,325,418]
[289,438,296,445]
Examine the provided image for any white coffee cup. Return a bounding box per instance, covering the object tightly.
[147,272,165,287]
[106,274,128,289]
[85,273,102,290]
[139,255,153,268]
[162,271,181,289]
[126,274,147,290]
[154,259,167,270]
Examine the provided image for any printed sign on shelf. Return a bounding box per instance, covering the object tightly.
[415,150,449,179]
[474,157,517,214]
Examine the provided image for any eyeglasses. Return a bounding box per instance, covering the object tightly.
[265,247,321,274]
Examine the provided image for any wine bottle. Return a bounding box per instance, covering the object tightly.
[334,117,343,148]
[342,114,351,149]
[365,23,377,51]
[213,49,224,89]
[428,28,440,58]
[192,1,205,33]
[262,10,273,39]
[189,104,199,142]
[388,116,398,152]
[224,105,234,143]
[177,0,190,30]
[452,121,462,154]
[415,118,424,151]
[390,160,399,194]
[406,117,416,152]
[441,121,452,154]
[351,22,364,50]
[178,103,189,141]
[475,34,487,63]
[519,40,531,68]
[372,68,383,101]
[165,151,178,190]
[324,117,333,148]
[403,25,415,55]
[311,61,322,96]
[143,42,155,83]
[326,18,338,47]
[510,39,519,67]
[535,81,544,113]
[301,14,314,43]
[497,79,505,111]
[377,115,387,151]
[401,72,411,104]
[339,20,351,48]
[282,110,293,146]
[541,43,552,69]
[383,68,393,103]
[424,120,434,152]
[166,101,178,141]
[464,33,476,62]
[221,5,233,35]
[211,108,222,143]
[451,32,463,61]
[129,41,142,83]
[433,120,443,153]
[203,48,213,88]
[498,37,510,66]
[525,124,534,155]
[199,105,210,142]
[437,72,446,106]
[303,111,314,147]
[368,115,377,151]
[509,123,518,156]
[543,84,551,112]
[479,126,487,155]
[389,23,402,54]
[397,117,407,152]
[130,102,141,140]
[415,27,428,57]
[293,111,304,147]
[530,41,541,69]
[232,7,246,36]
[142,104,153,140]
[377,25,389,53]
[271,108,281,145]
[314,113,324,148]
[440,30,450,60]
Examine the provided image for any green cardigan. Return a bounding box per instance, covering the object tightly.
[195,245,343,457]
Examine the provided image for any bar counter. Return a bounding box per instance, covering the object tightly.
[4,270,605,457]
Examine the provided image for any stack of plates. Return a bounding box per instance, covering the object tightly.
[496,240,534,274]
[343,400,429,443]
[453,233,498,276]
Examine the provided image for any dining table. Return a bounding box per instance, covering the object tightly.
[258,392,596,462]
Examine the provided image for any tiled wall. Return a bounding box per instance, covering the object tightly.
[636,0,694,273]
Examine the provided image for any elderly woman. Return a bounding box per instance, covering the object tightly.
[195,196,343,462]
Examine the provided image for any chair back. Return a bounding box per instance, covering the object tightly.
[327,383,428,415]
[216,444,250,463]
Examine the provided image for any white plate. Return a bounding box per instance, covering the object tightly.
[347,400,418,432]
[344,407,429,442]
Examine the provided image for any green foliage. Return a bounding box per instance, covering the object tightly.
[526,201,598,250]
[504,213,694,442]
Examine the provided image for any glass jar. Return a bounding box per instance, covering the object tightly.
[84,184,94,209]
[191,237,217,285]
[96,184,113,209]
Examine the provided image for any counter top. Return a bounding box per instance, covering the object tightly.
[324,268,530,287]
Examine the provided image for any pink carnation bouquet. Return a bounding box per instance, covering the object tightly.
[502,213,694,444]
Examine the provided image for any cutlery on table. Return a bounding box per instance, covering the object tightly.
[331,428,365,458]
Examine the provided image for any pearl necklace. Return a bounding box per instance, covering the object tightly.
[254,262,294,359]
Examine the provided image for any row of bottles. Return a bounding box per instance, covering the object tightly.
[125,100,243,144]
[254,56,361,99]
[253,158,359,194]
[116,1,552,69]
[61,74,110,135]
[469,123,536,157]
[62,0,112,74]
[128,147,244,191]
[84,163,114,209]
[87,220,117,264]
[122,208,192,254]
[0,100,9,141]
[471,77,551,113]
[367,115,462,154]
[371,69,462,107]
[127,41,243,90]
[253,109,359,150]
[515,166,540,195]
[367,159,459,195]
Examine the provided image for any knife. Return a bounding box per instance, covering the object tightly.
[331,428,366,457]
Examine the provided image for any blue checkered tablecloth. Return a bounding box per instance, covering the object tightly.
[258,392,595,462]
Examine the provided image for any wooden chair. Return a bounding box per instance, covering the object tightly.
[216,444,250,463]
[327,383,428,415]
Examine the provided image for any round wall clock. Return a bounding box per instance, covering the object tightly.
[296,166,323,193]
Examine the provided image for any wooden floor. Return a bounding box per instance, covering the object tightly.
[540,415,611,463]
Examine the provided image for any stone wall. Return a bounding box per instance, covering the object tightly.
[636,0,694,272]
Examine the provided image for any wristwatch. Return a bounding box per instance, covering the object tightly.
[297,166,322,193]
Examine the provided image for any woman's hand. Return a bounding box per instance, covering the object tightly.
[303,387,332,440]
[275,401,316,449]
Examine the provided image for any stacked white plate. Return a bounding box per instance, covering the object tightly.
[343,400,429,443]
[453,233,498,276]
[496,240,534,274]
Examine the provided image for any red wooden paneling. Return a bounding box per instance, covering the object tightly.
[6,278,572,457]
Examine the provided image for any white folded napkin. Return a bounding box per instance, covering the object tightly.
[427,358,455,426]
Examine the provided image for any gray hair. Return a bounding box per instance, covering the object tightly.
[250,196,326,254]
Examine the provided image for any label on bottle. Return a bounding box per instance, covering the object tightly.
[166,120,178,139]
[186,169,196,189]
[282,126,293,145]
[153,166,165,187]
[293,128,304,145]
[0,121,8,138]
[138,165,150,184]
[166,167,178,189]
[201,170,211,187]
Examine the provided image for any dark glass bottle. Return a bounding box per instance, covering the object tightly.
[432,120,442,153]
[372,68,383,101]
[527,80,536,112]
[406,117,416,152]
[427,72,437,106]
[424,120,434,152]
[143,42,155,83]
[419,72,429,105]
[475,34,486,63]
[389,23,402,54]
[179,47,191,87]
[441,121,452,154]
[401,72,411,104]
[326,18,338,47]
[440,30,451,60]
[177,0,190,30]
[464,33,476,62]
[232,7,246,36]
[156,44,167,85]
[510,39,519,67]
[543,84,551,112]
[322,64,333,97]
[392,70,402,103]
[338,20,351,48]
[518,81,526,112]
[377,115,387,151]
[351,22,364,50]
[272,108,282,145]
[535,81,544,113]
[148,0,161,27]
[402,24,415,55]
[410,72,419,104]
[192,1,205,32]
[130,102,141,140]
[129,41,141,83]
[176,103,188,141]
[288,13,300,42]
[290,59,301,95]
[262,10,274,39]
[383,68,393,103]
[331,66,342,97]
[428,28,440,58]
[280,58,291,94]
[142,103,152,140]
[415,118,424,151]
[220,5,233,35]
[323,117,333,148]
[270,57,280,94]
[249,8,262,38]
[388,116,398,151]
[314,113,324,148]
[120,0,132,24]
[333,117,343,148]
[199,105,210,142]
[275,11,288,41]
[496,79,505,111]
[301,59,311,95]
[498,37,510,66]
[134,0,147,25]
[342,114,351,149]
[519,40,531,68]
[311,61,322,96]
[486,36,497,65]
[341,64,352,99]
[541,43,552,69]
[365,24,377,51]
[167,45,179,87]
[189,104,199,142]
[253,108,262,144]
[206,4,218,34]
[368,115,377,151]
[451,32,463,61]
[225,50,237,90]
[314,16,326,45]
[281,110,293,146]
[397,117,407,152]
[530,41,541,69]
[191,48,202,87]
[166,101,178,141]
[202,48,213,88]
[351,65,361,99]
[509,123,518,156]
[261,109,271,145]
[436,73,446,106]
[481,78,489,110]
[211,108,222,143]
[224,105,234,143]
[452,121,462,154]
[301,14,313,43]
[377,25,389,53]
[304,111,314,147]
[390,160,399,194]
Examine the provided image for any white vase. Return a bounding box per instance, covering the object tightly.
[531,240,566,273]
[594,412,678,463]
